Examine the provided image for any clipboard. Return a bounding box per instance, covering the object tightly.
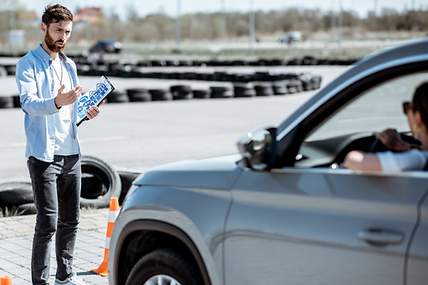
[76,76,115,126]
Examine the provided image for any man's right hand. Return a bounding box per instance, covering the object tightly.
[54,85,82,108]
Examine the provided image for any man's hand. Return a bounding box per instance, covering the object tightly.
[55,85,82,108]
[376,128,411,152]
[86,106,100,120]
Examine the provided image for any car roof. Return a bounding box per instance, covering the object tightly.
[277,37,428,139]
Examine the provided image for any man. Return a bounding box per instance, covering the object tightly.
[15,4,99,285]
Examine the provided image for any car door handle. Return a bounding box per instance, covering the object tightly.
[358,228,404,246]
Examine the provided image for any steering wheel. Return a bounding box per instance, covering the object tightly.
[368,132,420,153]
[368,135,387,153]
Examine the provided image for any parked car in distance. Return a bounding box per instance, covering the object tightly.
[89,40,122,54]
[278,31,302,44]
[109,38,428,285]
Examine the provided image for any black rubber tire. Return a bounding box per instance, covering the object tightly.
[17,203,37,215]
[192,89,210,99]
[81,173,105,200]
[254,84,273,96]
[233,84,256,98]
[107,91,129,103]
[149,89,173,101]
[210,86,233,99]
[0,181,34,207]
[271,83,288,95]
[12,95,21,108]
[286,80,303,94]
[170,85,193,100]
[0,96,14,108]
[80,155,121,209]
[125,249,202,285]
[126,88,151,102]
[117,170,139,204]
[5,65,16,76]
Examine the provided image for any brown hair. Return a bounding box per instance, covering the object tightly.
[42,4,73,25]
[412,82,428,128]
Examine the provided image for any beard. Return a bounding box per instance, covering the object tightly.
[44,30,66,53]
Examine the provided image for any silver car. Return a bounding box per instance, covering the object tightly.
[109,38,428,285]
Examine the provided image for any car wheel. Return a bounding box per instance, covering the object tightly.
[126,249,202,285]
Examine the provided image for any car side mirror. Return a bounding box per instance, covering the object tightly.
[236,127,277,171]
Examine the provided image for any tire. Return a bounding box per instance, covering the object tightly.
[192,89,210,99]
[117,170,139,204]
[170,85,193,100]
[12,95,21,108]
[81,173,105,200]
[17,203,37,215]
[253,72,271,81]
[80,155,121,208]
[125,249,202,285]
[149,89,173,101]
[127,88,151,102]
[0,96,14,109]
[0,181,34,208]
[107,91,129,103]
[271,83,288,95]
[209,86,233,99]
[286,80,303,94]
[5,65,16,76]
[233,84,256,98]
[254,84,273,96]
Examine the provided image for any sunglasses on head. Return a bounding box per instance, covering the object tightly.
[402,101,412,115]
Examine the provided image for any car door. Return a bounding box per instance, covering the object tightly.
[406,189,428,285]
[224,55,428,285]
[224,167,426,285]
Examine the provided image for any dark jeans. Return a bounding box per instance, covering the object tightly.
[27,155,81,285]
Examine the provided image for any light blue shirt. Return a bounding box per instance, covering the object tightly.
[15,44,80,162]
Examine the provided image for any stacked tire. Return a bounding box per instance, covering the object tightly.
[0,156,126,216]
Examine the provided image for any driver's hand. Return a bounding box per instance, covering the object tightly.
[376,128,411,152]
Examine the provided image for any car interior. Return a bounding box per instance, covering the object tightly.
[291,70,428,169]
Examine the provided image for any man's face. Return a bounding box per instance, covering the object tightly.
[42,20,72,53]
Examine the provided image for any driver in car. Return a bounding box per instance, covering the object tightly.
[343,82,428,172]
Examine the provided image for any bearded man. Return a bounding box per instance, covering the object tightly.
[15,4,100,285]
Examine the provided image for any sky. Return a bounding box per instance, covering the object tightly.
[12,0,427,18]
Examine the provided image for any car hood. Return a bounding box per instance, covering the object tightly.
[133,154,243,190]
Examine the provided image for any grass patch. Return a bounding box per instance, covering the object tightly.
[0,206,25,218]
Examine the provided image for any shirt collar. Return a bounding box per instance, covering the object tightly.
[35,44,66,64]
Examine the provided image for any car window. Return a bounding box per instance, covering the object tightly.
[294,72,428,168]
[306,72,428,142]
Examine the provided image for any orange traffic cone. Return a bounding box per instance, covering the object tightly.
[0,275,12,285]
[91,197,120,277]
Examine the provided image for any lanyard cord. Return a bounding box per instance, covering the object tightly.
[52,58,63,85]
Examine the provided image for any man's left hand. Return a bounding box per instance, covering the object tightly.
[86,106,100,120]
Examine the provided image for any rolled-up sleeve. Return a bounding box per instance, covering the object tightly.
[378,150,427,172]
[16,59,58,116]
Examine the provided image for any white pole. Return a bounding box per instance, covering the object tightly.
[337,0,342,46]
[249,0,256,49]
[221,0,226,12]
[176,0,181,49]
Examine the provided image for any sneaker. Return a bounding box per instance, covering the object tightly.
[54,274,87,285]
